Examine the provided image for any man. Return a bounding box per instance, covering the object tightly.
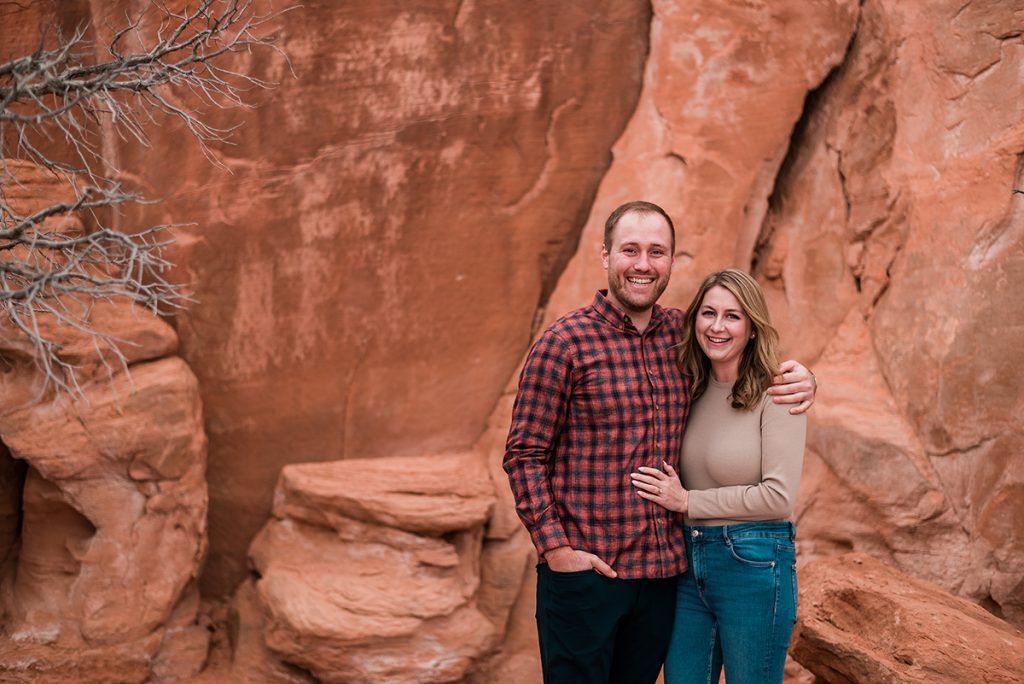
[503,201,815,683]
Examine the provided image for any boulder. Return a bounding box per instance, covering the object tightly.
[0,129,209,682]
[273,452,496,534]
[792,553,1024,683]
[245,452,500,683]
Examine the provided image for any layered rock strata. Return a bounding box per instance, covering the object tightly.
[240,452,531,683]
[0,163,211,681]
[0,346,211,684]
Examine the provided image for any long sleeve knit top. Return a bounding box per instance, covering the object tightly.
[682,378,806,525]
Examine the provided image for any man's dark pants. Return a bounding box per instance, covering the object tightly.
[535,564,679,683]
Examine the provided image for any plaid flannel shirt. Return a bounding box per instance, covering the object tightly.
[503,290,691,579]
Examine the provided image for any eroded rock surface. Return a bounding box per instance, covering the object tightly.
[0,161,211,680]
[760,0,1024,626]
[0,356,210,682]
[792,553,1024,683]
[112,0,655,596]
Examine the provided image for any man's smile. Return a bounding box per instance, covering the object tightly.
[627,276,655,286]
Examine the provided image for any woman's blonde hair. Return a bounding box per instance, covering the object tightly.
[678,269,780,411]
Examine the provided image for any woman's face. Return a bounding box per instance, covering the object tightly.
[695,285,752,377]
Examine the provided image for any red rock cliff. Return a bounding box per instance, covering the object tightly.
[1,0,1022,681]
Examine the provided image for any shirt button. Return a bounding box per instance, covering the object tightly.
[691,530,699,538]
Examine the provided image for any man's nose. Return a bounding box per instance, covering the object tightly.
[634,253,652,270]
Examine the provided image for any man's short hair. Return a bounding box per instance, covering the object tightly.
[603,201,676,252]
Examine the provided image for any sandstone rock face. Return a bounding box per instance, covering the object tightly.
[0,161,179,385]
[110,0,654,594]
[484,0,1024,677]
[241,452,530,683]
[543,0,861,319]
[476,3,863,673]
[792,553,1024,683]
[758,0,1024,626]
[521,0,1024,626]
[4,0,1024,681]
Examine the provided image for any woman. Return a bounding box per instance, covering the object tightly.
[630,268,806,684]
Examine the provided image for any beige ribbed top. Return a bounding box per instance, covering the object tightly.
[683,378,806,525]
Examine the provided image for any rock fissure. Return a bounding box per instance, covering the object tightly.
[756,9,862,271]
[499,96,576,216]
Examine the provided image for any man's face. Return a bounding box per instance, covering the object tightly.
[601,211,674,315]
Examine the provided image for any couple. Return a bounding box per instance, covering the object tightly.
[503,201,812,684]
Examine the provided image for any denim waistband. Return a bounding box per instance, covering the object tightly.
[684,521,795,542]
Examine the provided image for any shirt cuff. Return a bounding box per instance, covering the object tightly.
[528,518,570,557]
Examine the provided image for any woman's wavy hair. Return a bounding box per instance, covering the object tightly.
[678,269,780,411]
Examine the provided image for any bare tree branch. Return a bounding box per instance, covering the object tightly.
[0,0,293,396]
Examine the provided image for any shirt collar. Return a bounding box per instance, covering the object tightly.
[592,289,665,332]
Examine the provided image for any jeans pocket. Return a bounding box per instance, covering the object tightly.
[726,537,777,568]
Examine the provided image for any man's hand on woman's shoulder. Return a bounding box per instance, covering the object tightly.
[767,359,817,415]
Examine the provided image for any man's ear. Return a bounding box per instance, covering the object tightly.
[600,244,609,270]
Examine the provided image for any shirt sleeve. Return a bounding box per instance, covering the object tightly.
[502,328,574,556]
[687,399,806,521]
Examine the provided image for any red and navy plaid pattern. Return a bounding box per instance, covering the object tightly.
[504,290,692,579]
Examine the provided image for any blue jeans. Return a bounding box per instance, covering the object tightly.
[664,522,798,684]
